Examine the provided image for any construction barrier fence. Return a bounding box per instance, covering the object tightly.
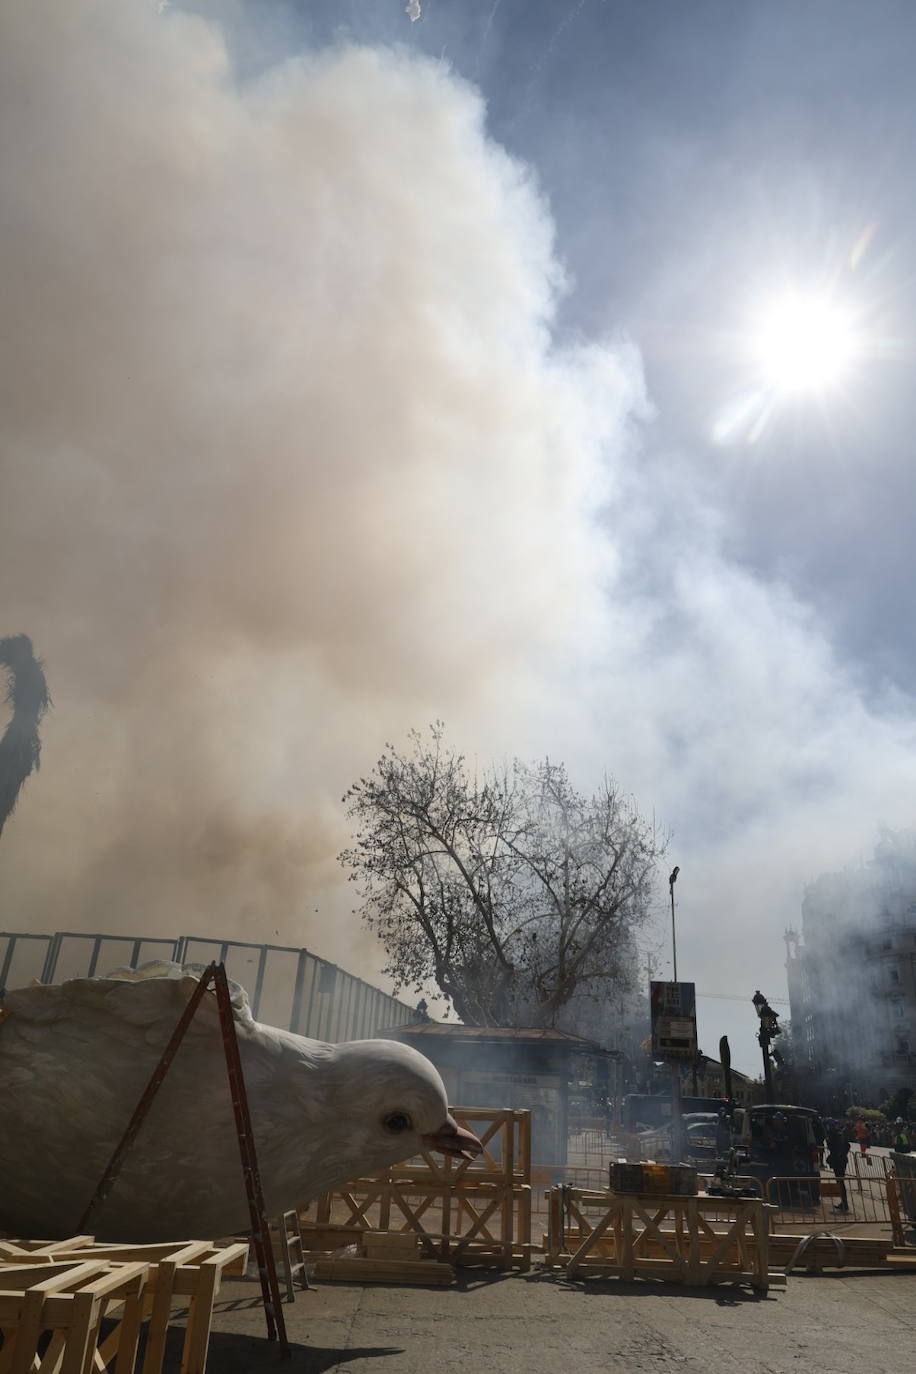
[0,929,415,1042]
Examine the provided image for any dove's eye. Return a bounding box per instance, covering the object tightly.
[383,1111,413,1133]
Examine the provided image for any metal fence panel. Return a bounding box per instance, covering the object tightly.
[767,1163,895,1227]
[0,929,415,1045]
[256,946,300,1032]
[35,932,181,984]
[299,955,322,1038]
[0,931,54,991]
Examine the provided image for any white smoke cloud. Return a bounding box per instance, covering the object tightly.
[0,1,642,974]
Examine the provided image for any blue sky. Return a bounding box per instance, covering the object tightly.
[4,0,916,1074]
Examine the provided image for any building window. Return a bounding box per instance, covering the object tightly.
[894,1003,907,1019]
[898,1039,910,1055]
[890,967,901,984]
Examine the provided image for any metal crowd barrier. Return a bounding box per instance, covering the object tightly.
[0,929,415,1041]
[767,1164,895,1228]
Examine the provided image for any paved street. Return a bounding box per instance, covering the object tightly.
[167,1264,916,1374]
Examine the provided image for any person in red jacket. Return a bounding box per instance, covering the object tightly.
[854,1117,870,1155]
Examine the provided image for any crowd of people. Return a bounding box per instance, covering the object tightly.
[860,1117,916,1149]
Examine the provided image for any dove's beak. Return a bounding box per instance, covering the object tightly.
[420,1113,484,1160]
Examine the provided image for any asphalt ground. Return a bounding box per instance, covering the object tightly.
[164,1261,916,1374]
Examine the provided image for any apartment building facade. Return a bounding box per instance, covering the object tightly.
[785,840,916,1107]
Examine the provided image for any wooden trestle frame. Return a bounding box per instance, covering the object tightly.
[76,962,290,1356]
[0,1238,248,1374]
[304,1107,533,1272]
[544,1185,779,1290]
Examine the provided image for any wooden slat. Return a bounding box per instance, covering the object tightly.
[314,1257,454,1286]
[139,1259,176,1374]
[179,1257,220,1374]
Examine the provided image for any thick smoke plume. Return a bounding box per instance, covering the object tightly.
[0,1,639,969]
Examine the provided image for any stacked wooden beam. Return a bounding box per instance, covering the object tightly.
[543,1227,909,1275]
[769,1233,896,1273]
[0,1236,247,1373]
[302,1106,532,1279]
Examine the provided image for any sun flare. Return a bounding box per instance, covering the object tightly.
[751,293,859,393]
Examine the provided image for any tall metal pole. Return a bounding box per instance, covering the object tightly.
[666,866,682,1157]
[669,866,680,982]
[759,1029,775,1103]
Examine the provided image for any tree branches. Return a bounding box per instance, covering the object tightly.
[339,724,665,1028]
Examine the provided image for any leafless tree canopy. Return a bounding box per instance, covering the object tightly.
[339,724,665,1027]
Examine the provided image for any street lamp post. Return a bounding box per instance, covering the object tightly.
[667,865,682,1159]
[752,989,781,1103]
[669,866,680,982]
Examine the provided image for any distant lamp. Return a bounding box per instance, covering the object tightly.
[753,993,780,1035]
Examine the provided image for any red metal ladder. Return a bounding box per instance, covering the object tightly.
[78,961,290,1356]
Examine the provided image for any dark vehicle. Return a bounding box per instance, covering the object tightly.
[636,1110,722,1163]
[683,1113,719,1161]
[731,1104,823,1204]
[623,1094,727,1131]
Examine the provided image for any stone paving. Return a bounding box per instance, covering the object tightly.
[165,1260,916,1374]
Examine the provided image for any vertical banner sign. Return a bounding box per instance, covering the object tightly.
[650,981,698,1061]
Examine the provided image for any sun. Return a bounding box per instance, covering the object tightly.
[751,292,860,394]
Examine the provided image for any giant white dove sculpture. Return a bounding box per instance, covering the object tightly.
[0,964,481,1241]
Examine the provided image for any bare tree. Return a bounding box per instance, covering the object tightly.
[339,724,665,1027]
[0,635,51,839]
